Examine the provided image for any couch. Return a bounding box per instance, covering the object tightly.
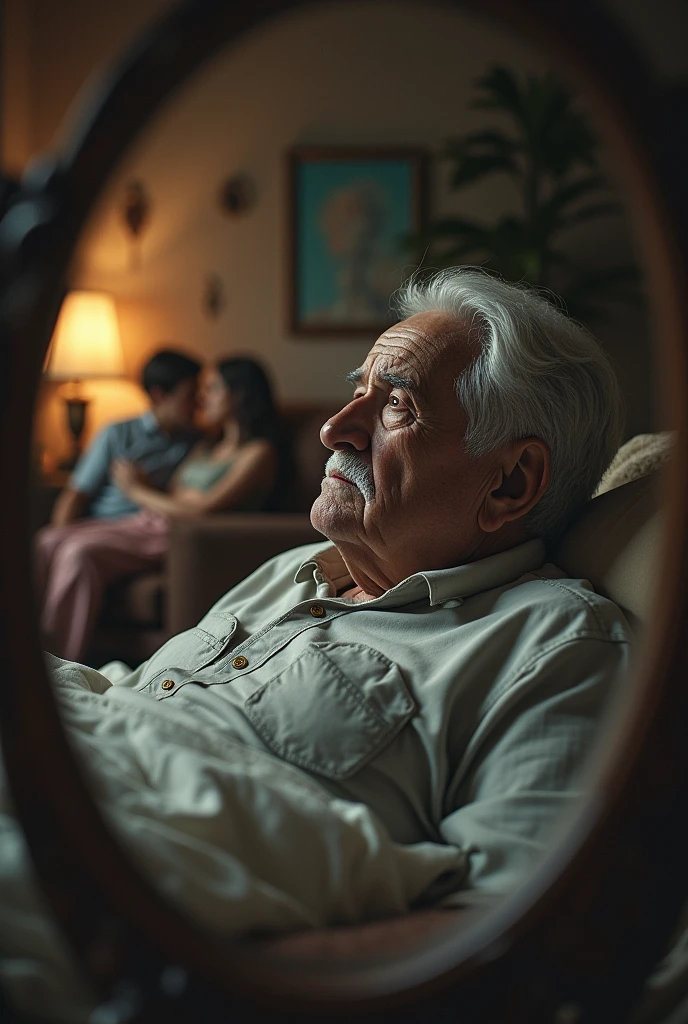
[554,469,661,628]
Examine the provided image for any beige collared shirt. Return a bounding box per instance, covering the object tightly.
[120,538,632,899]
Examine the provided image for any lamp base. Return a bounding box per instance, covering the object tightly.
[59,396,89,471]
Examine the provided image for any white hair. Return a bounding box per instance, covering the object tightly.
[393,268,624,541]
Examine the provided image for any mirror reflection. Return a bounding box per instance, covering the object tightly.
[3,0,671,1018]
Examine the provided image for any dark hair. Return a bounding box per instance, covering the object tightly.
[217,356,281,445]
[217,356,290,508]
[142,349,201,396]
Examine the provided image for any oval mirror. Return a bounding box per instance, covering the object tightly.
[1,2,687,1022]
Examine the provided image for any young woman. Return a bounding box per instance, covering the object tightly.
[112,356,282,517]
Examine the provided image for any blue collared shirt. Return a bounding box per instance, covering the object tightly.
[70,411,197,519]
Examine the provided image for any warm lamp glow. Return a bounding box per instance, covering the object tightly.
[45,291,124,380]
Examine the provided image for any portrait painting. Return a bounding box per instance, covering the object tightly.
[288,147,427,335]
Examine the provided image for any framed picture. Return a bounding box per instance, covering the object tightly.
[287,147,427,336]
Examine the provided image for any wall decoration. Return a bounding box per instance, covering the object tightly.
[121,180,151,269]
[203,273,226,319]
[219,174,257,216]
[287,147,427,336]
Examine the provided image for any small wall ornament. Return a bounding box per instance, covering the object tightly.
[218,174,256,216]
[121,180,152,269]
[203,273,226,319]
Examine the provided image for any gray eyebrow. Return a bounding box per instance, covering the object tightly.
[380,371,417,392]
[345,367,417,392]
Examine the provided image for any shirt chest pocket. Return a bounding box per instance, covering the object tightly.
[244,642,416,781]
[137,610,238,692]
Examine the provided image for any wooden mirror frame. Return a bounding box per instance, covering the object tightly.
[1,1,687,1020]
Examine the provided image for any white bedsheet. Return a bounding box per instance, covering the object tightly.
[0,656,468,1021]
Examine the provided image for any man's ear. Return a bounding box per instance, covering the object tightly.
[478,439,550,534]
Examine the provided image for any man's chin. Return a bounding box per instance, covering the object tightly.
[310,490,362,540]
[310,503,329,538]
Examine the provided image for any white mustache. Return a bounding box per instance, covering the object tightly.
[325,452,375,501]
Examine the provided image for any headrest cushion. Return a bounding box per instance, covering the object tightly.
[554,473,661,626]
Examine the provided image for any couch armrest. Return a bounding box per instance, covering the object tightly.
[167,513,321,634]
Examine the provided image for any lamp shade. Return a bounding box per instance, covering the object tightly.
[45,291,125,380]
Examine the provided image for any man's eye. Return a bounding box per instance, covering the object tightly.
[388,394,404,408]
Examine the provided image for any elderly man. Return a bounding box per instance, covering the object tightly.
[1,269,632,1018]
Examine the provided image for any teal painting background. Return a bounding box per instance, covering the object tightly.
[295,159,415,325]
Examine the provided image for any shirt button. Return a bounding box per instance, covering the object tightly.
[161,679,175,691]
[309,605,325,618]
[232,655,249,670]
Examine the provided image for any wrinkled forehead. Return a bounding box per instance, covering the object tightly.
[363,311,476,381]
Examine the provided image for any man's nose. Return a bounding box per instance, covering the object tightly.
[320,401,370,452]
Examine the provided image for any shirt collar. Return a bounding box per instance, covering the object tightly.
[294,539,546,608]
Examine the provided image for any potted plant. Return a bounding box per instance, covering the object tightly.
[406,66,638,322]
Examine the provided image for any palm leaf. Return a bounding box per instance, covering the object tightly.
[538,174,609,227]
[472,66,524,120]
[450,153,519,187]
[516,74,598,177]
[444,130,519,158]
[557,201,623,230]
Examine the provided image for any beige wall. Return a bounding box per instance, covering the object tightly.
[1,0,32,173]
[3,0,656,465]
[2,0,171,162]
[73,5,560,391]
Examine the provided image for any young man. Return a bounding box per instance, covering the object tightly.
[35,349,201,662]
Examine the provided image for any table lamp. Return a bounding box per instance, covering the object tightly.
[44,290,125,469]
